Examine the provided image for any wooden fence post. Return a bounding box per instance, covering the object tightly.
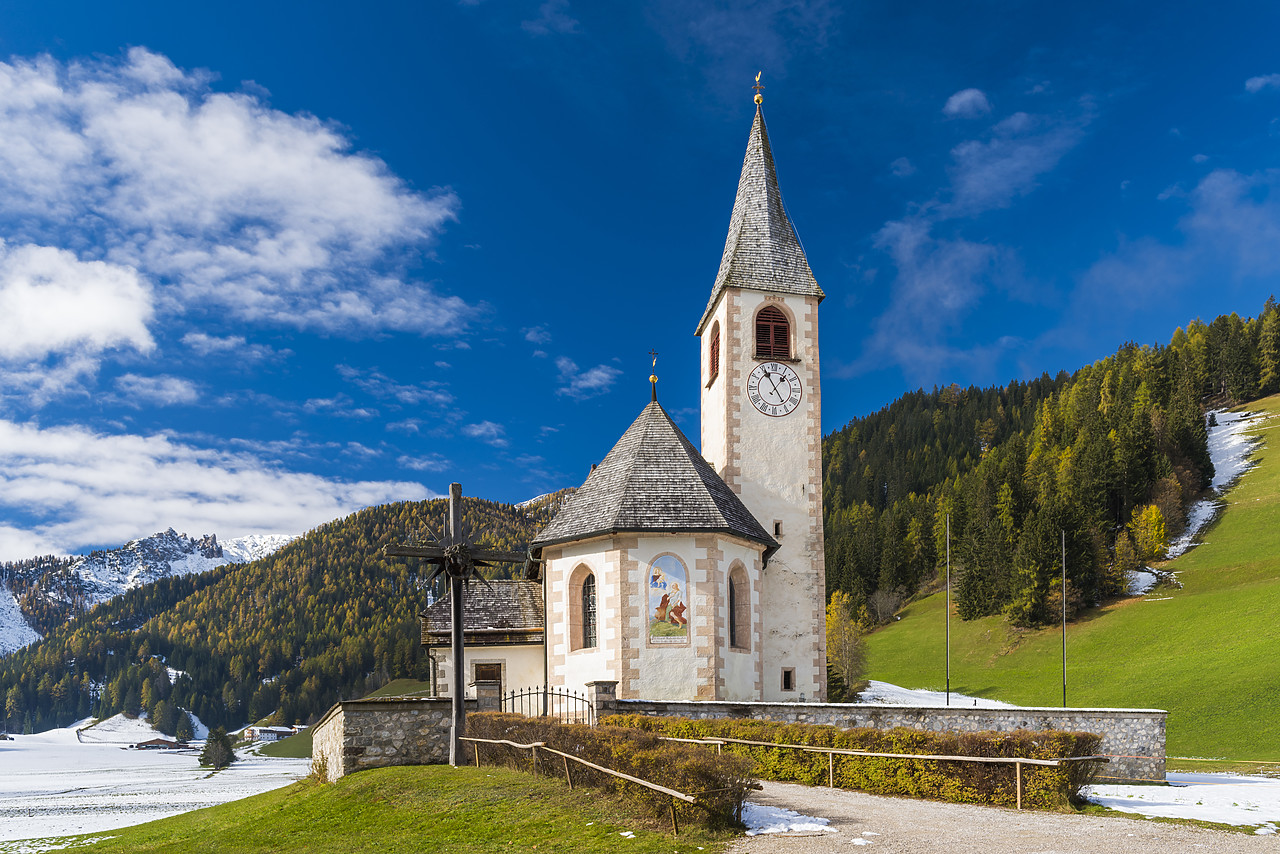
[670,797,679,836]
[1015,761,1022,810]
[829,752,834,788]
[531,744,539,777]
[564,755,573,790]
[474,743,480,768]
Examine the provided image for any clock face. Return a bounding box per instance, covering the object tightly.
[746,362,803,417]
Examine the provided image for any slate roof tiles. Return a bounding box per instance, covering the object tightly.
[696,105,824,335]
[530,401,777,555]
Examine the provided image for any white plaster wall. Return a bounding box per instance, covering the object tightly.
[699,296,732,477]
[429,643,543,698]
[714,291,825,701]
[630,535,703,700]
[549,538,620,697]
[717,537,762,701]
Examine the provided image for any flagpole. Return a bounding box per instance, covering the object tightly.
[1062,529,1067,709]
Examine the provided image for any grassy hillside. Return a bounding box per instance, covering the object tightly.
[866,394,1280,762]
[2,495,563,733]
[68,766,726,854]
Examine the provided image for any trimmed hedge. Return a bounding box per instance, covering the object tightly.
[605,715,1103,810]
[465,713,754,830]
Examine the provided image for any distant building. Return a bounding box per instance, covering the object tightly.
[243,725,298,742]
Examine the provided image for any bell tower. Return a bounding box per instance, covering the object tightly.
[696,89,827,701]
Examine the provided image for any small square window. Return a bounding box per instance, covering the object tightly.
[781,668,795,691]
[773,520,783,537]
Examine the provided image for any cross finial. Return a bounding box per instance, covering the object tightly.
[648,348,658,402]
[753,71,764,106]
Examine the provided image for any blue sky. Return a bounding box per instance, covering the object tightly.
[2,0,1280,559]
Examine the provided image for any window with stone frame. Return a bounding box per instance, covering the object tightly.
[708,322,721,384]
[728,564,750,650]
[755,305,791,359]
[569,565,598,651]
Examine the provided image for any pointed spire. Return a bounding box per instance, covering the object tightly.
[695,97,824,335]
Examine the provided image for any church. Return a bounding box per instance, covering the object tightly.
[424,92,828,704]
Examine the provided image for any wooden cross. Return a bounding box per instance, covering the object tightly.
[383,482,535,766]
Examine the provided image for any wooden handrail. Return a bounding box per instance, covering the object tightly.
[459,735,698,834]
[660,735,1108,810]
[666,736,1109,767]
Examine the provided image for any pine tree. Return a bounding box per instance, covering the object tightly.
[1259,298,1280,395]
[199,726,236,769]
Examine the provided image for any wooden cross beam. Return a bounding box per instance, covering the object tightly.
[381,482,541,766]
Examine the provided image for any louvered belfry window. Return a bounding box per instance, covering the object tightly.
[709,324,721,382]
[755,306,790,359]
[582,574,597,649]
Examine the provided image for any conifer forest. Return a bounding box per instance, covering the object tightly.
[4,299,1280,732]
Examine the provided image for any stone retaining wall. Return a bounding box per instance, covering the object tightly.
[613,698,1166,781]
[311,696,474,781]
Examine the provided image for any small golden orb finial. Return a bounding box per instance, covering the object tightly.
[648,349,659,401]
[753,71,764,105]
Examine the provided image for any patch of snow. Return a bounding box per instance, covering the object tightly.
[187,710,210,741]
[516,492,556,509]
[166,667,185,684]
[1171,409,1264,556]
[858,680,1015,708]
[219,534,295,564]
[1086,772,1280,833]
[0,583,41,655]
[1125,568,1161,596]
[0,719,308,844]
[742,802,833,835]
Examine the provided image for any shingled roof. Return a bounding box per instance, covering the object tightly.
[695,105,824,335]
[422,579,544,643]
[530,401,778,556]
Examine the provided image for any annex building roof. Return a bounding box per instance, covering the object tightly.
[696,105,824,335]
[422,579,544,644]
[530,400,777,555]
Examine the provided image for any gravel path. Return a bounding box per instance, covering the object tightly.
[728,782,1273,853]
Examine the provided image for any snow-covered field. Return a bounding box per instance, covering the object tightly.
[1087,772,1280,835]
[859,679,1014,708]
[0,716,308,850]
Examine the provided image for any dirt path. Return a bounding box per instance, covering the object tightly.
[728,781,1273,853]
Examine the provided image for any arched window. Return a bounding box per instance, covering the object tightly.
[569,565,597,651]
[581,574,597,649]
[728,564,749,650]
[755,305,790,359]
[708,322,721,384]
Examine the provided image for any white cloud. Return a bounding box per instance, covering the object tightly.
[555,356,622,399]
[0,242,153,364]
[1245,74,1280,94]
[463,420,509,447]
[523,325,552,344]
[336,364,453,407]
[522,0,581,35]
[0,49,469,339]
[0,420,430,559]
[944,108,1090,215]
[396,453,449,472]
[852,217,1017,381]
[942,88,991,118]
[115,373,199,406]
[890,157,916,177]
[181,332,282,362]
[303,394,378,419]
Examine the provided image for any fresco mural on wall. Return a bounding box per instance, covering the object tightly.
[648,554,689,643]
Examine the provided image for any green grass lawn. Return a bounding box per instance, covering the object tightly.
[866,395,1280,763]
[67,765,728,854]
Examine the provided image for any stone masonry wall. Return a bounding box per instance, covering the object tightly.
[311,697,476,782]
[614,698,1166,782]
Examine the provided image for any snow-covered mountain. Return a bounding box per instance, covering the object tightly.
[0,529,295,655]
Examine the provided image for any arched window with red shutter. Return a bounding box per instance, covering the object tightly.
[755,305,790,359]
[708,322,721,383]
